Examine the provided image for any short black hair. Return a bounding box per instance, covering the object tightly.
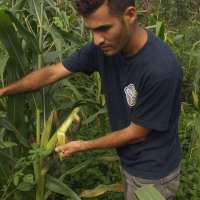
[74,0,135,17]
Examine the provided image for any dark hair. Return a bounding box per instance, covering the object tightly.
[74,0,135,17]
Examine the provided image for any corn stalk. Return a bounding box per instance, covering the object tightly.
[33,107,80,200]
[0,2,85,198]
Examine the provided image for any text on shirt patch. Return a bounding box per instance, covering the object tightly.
[124,84,138,107]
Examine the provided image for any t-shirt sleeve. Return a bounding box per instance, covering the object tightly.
[62,42,98,75]
[130,74,181,132]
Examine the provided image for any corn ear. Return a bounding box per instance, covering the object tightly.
[57,131,66,160]
[46,107,80,152]
[57,132,66,146]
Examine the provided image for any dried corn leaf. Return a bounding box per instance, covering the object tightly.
[80,183,123,198]
[96,155,119,162]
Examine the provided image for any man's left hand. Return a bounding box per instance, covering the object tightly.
[55,140,86,157]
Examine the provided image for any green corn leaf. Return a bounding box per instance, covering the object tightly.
[17,181,34,192]
[49,23,82,46]
[40,111,54,148]
[135,185,165,200]
[0,140,17,149]
[0,118,28,147]
[0,151,16,165]
[59,160,91,181]
[192,91,199,109]
[46,175,81,200]
[27,0,49,29]
[82,107,107,125]
[5,10,39,53]
[0,9,27,72]
[62,79,83,100]
[156,21,165,40]
[0,51,8,84]
[0,9,28,139]
[47,25,67,60]
[27,0,43,23]
[10,0,27,12]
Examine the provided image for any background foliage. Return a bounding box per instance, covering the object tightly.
[0,0,200,199]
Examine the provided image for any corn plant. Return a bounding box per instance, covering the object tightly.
[2,1,199,200]
[32,107,81,200]
[0,107,83,200]
[0,3,85,199]
[0,2,108,198]
[189,41,200,164]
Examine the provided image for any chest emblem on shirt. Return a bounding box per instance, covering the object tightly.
[124,84,138,107]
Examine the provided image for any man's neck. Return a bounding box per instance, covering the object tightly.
[122,26,148,56]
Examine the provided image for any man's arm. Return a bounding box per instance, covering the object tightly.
[0,63,71,97]
[55,123,150,157]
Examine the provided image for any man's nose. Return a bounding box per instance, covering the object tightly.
[92,32,105,46]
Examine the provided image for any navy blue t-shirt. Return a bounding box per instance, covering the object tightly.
[62,30,182,179]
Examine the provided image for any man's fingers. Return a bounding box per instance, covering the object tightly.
[63,150,71,157]
[57,150,72,158]
[55,141,82,157]
[55,146,60,152]
[55,145,72,157]
[55,145,65,153]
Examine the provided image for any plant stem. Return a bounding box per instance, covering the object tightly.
[34,1,46,199]
[37,0,46,126]
[36,109,41,145]
[35,158,45,200]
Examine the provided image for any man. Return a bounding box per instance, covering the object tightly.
[0,0,182,199]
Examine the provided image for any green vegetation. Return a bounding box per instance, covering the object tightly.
[0,0,199,199]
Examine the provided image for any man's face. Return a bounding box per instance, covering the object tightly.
[84,3,135,56]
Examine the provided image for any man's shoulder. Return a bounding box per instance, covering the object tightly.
[143,32,182,82]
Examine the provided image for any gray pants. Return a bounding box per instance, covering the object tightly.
[122,166,180,200]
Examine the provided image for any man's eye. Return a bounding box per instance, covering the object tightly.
[98,26,111,32]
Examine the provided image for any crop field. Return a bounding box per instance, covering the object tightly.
[0,0,200,200]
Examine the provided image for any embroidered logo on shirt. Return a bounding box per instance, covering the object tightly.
[124,84,138,107]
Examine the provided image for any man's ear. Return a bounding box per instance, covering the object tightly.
[123,6,137,24]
